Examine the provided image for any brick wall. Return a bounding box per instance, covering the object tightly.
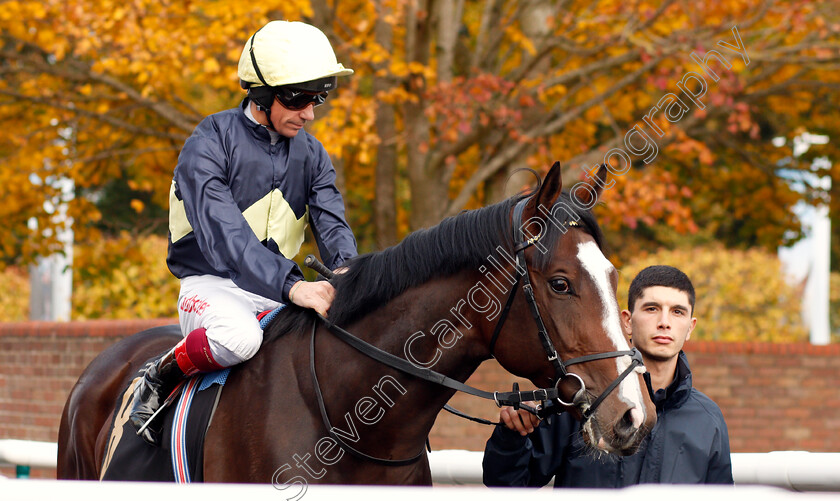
[0,319,173,478]
[686,341,840,452]
[1,320,839,478]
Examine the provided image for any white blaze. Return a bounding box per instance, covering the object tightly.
[577,241,646,427]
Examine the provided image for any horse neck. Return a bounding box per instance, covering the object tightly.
[314,270,489,456]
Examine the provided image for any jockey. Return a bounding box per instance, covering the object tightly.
[129,20,358,446]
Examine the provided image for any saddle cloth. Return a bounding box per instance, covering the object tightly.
[99,306,284,482]
[99,367,230,482]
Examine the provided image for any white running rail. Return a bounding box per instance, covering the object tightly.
[0,440,57,469]
[0,481,836,501]
[428,449,840,492]
[2,440,840,492]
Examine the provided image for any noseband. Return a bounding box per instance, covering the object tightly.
[486,198,643,420]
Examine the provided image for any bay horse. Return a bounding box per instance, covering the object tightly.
[58,163,656,485]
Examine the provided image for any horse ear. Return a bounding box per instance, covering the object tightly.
[524,161,563,216]
[518,162,563,249]
[573,163,608,208]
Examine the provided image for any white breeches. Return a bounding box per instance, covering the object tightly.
[177,275,282,366]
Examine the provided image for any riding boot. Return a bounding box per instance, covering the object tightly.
[128,347,190,446]
[129,328,222,446]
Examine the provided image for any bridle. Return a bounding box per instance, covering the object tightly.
[487,198,644,420]
[307,197,643,466]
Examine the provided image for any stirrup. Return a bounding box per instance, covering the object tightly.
[134,380,187,437]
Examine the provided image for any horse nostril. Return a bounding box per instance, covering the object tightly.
[613,409,637,436]
[617,407,642,435]
[612,408,646,456]
[628,406,644,429]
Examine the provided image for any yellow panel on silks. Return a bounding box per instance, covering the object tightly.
[242,188,308,259]
[168,181,308,259]
[169,181,193,244]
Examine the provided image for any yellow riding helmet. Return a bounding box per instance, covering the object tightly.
[238,21,354,91]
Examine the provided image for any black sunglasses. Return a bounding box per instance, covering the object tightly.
[275,87,328,111]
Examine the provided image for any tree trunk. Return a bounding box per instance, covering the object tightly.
[373,2,398,249]
[405,0,449,230]
[484,0,554,203]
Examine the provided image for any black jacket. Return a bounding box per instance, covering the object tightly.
[483,352,733,487]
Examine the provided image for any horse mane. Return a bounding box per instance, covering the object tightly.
[327,197,517,326]
[264,190,604,341]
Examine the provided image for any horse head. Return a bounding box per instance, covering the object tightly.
[488,162,656,455]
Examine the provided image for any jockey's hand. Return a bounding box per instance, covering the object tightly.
[499,405,542,436]
[289,280,336,316]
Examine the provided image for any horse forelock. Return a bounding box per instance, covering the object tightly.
[531,192,604,271]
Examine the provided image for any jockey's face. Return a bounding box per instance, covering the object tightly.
[269,97,316,138]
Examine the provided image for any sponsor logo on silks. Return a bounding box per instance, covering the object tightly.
[180,295,209,315]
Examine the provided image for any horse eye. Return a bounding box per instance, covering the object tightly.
[549,278,572,294]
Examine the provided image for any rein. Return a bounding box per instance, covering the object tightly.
[309,312,591,465]
[304,197,643,466]
[309,319,426,466]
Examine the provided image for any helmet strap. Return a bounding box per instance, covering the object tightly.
[248,26,270,87]
[247,85,276,131]
[244,25,274,130]
[255,101,275,131]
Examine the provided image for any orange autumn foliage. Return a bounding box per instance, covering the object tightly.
[1,0,839,322]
